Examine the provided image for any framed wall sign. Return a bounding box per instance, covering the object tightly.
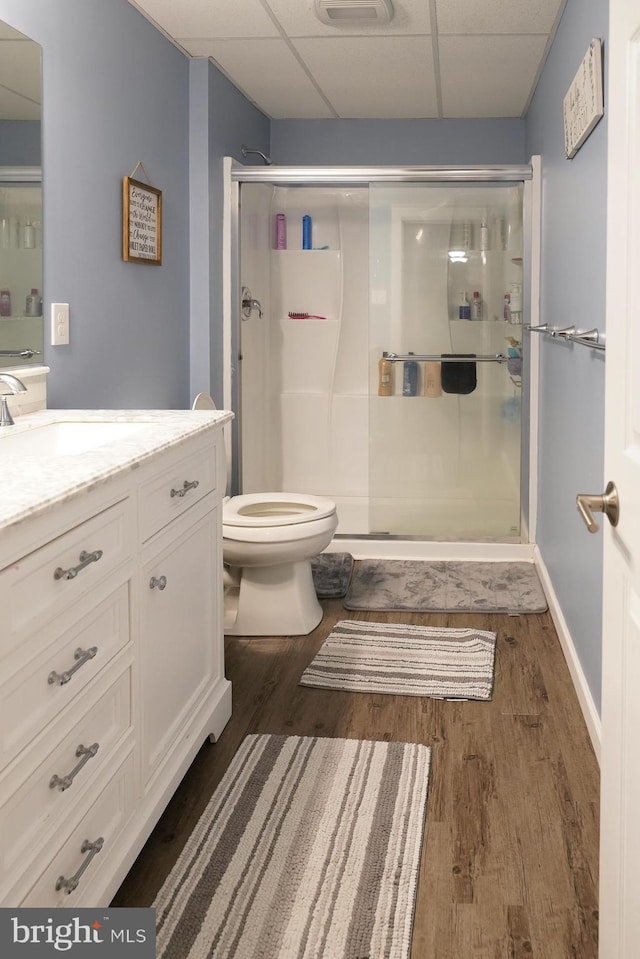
[563,39,604,159]
[122,175,162,264]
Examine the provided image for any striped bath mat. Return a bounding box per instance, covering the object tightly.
[300,619,497,700]
[154,733,430,959]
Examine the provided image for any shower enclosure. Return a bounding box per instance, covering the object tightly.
[226,164,534,545]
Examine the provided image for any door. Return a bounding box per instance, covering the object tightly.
[599,2,640,954]
[368,182,525,540]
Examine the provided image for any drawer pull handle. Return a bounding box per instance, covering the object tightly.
[54,549,104,581]
[149,575,167,591]
[55,836,104,894]
[49,742,100,791]
[48,646,98,686]
[170,479,199,498]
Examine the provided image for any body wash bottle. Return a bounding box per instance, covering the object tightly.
[402,353,419,396]
[378,352,393,396]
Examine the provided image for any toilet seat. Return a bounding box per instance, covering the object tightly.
[224,492,336,528]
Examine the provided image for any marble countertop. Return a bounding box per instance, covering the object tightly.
[0,408,234,532]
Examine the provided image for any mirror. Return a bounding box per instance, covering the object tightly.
[0,20,42,370]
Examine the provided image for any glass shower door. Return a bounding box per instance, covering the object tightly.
[369,182,524,540]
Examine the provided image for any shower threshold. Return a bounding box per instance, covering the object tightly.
[329,534,533,563]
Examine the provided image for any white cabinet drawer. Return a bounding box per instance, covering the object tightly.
[0,668,132,901]
[0,498,134,656]
[18,751,136,907]
[139,442,217,542]
[0,584,130,769]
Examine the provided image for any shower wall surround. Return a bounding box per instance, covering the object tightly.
[240,186,369,531]
[239,181,525,541]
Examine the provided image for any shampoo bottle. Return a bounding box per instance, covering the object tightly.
[423,361,442,397]
[302,214,312,250]
[471,291,483,321]
[378,351,393,396]
[275,213,286,250]
[25,288,42,316]
[0,288,11,317]
[402,352,419,396]
[459,292,471,320]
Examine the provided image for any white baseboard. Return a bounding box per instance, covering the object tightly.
[534,546,601,764]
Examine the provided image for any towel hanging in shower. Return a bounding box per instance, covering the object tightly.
[441,354,477,394]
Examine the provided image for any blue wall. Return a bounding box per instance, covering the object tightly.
[0,0,191,409]
[525,0,608,713]
[189,60,269,407]
[271,118,525,165]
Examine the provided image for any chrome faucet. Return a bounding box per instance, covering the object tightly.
[0,373,28,426]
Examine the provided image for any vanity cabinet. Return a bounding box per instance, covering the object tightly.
[0,420,232,907]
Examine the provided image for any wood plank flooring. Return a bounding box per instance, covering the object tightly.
[112,599,600,958]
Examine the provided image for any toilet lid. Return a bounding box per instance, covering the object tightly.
[192,392,217,410]
[224,492,336,527]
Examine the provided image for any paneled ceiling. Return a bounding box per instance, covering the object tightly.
[129,0,567,120]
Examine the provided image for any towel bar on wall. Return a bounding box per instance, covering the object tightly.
[526,324,606,352]
[385,352,507,364]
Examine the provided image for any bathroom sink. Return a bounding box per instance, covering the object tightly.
[0,420,151,457]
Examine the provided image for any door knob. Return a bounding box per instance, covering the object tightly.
[576,481,619,533]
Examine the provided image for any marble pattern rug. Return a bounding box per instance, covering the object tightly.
[344,560,548,613]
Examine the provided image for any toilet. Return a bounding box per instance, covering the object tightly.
[192,394,338,636]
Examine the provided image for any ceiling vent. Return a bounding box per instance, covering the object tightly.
[314,0,394,26]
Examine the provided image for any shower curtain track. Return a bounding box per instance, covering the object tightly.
[231,164,532,184]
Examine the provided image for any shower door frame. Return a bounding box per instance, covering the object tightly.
[223,158,541,559]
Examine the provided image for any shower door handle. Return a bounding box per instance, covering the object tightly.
[241,286,263,320]
[576,481,620,533]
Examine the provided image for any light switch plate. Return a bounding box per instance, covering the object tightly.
[51,303,69,345]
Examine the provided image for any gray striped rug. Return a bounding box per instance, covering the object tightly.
[300,620,497,700]
[154,733,430,959]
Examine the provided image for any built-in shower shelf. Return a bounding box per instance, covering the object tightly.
[272,248,341,324]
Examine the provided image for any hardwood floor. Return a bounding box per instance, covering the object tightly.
[113,600,600,958]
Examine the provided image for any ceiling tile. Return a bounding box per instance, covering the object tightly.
[131,0,280,38]
[439,35,548,117]
[184,38,335,119]
[435,0,565,35]
[266,0,432,37]
[293,36,437,118]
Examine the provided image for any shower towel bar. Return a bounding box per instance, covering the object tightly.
[0,349,41,358]
[525,324,606,352]
[385,352,507,364]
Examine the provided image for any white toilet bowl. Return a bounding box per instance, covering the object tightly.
[192,389,338,636]
[222,492,338,636]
